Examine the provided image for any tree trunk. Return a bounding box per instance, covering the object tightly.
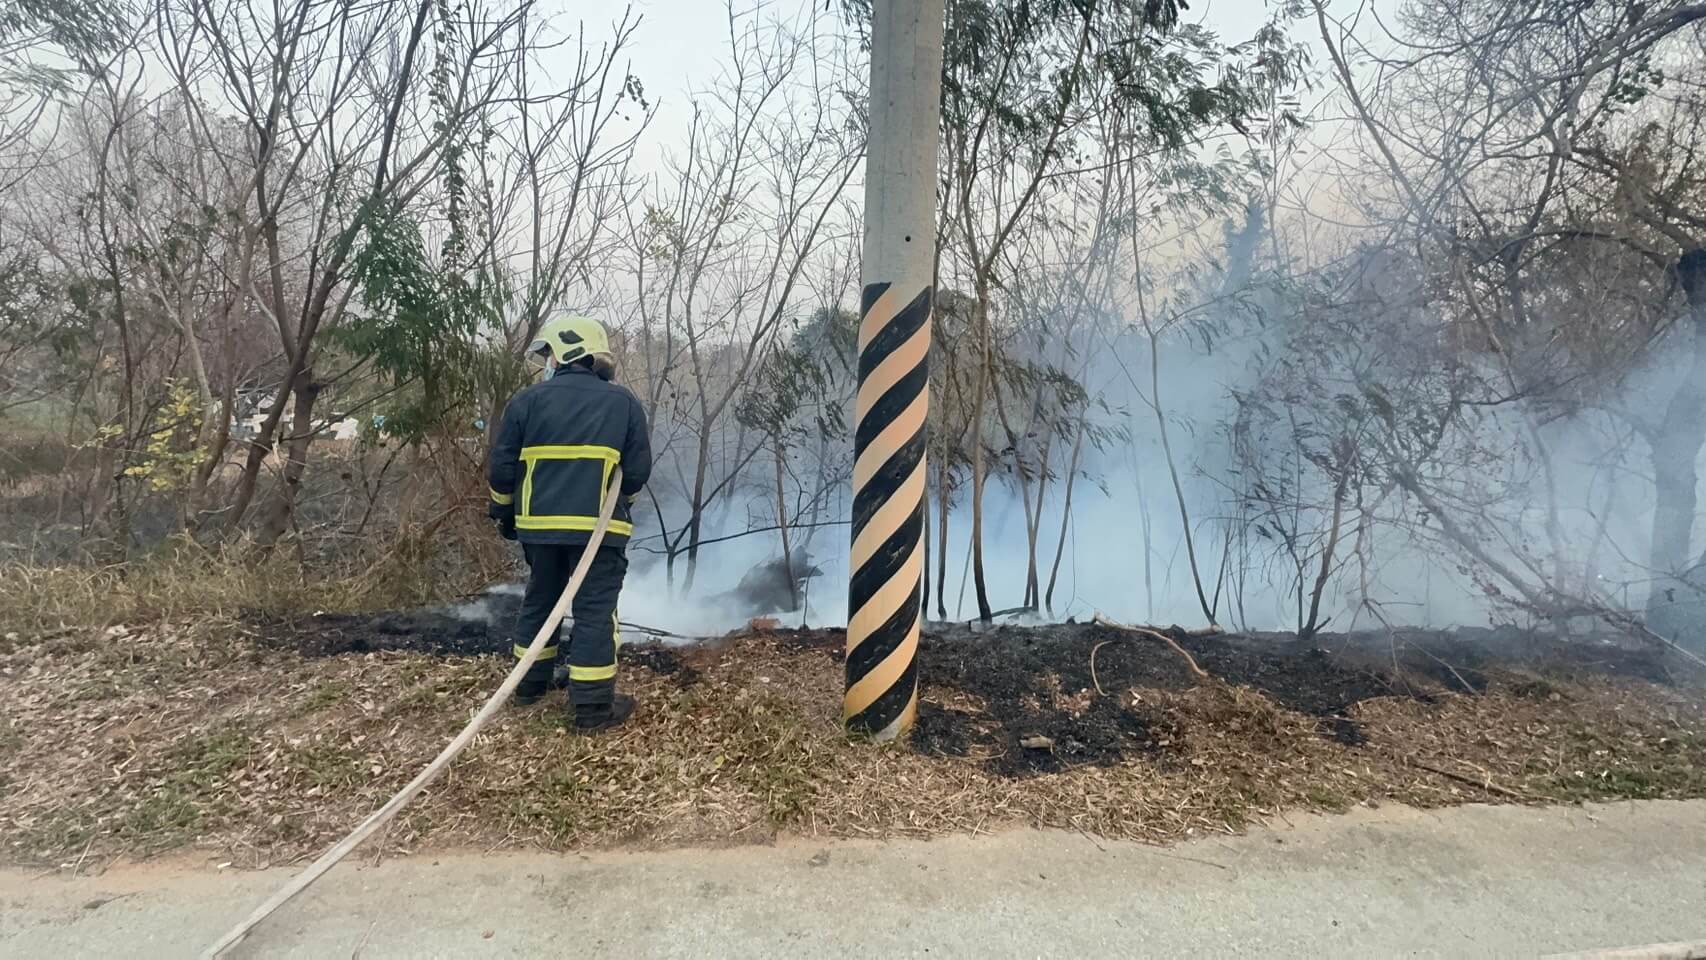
[192,380,235,530]
[224,368,298,536]
[774,436,797,611]
[936,455,951,620]
[969,290,993,621]
[1299,462,1350,644]
[1024,457,1046,609]
[683,425,711,593]
[1044,416,1086,613]
[1646,258,1706,646]
[1026,402,1059,611]
[802,429,830,556]
[190,310,238,531]
[1132,431,1155,621]
[921,463,931,617]
[255,377,324,547]
[1014,464,1040,610]
[1148,328,1215,624]
[990,374,1041,609]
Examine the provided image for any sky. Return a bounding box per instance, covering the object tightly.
[552,0,1341,177]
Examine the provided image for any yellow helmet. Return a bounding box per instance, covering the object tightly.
[529,314,611,366]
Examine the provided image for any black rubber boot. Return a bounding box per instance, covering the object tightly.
[512,680,548,706]
[513,665,573,706]
[572,694,635,733]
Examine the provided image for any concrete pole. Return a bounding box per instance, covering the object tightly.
[845,0,946,740]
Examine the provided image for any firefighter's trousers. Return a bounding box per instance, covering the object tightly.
[514,543,627,706]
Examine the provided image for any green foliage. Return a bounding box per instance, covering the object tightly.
[1603,55,1665,117]
[0,0,127,90]
[334,2,506,445]
[938,0,1307,160]
[735,306,858,441]
[0,251,86,406]
[341,203,499,444]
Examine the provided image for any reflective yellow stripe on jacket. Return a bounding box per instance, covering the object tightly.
[516,444,634,535]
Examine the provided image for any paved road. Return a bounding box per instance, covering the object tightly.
[3,801,1704,958]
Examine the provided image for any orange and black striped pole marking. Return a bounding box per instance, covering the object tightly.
[847,283,931,737]
[846,0,945,740]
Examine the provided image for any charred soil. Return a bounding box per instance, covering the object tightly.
[2,609,1703,868]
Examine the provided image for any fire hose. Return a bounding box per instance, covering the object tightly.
[202,469,624,958]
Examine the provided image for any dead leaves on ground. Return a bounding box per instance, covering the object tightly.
[2,619,1704,868]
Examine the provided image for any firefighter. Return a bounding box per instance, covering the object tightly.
[488,314,651,731]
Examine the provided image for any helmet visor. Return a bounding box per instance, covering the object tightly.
[525,339,551,369]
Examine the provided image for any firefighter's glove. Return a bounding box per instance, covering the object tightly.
[488,501,517,541]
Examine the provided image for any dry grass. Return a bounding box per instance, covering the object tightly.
[2,618,1704,869]
[0,534,501,642]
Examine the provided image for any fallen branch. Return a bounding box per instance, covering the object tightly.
[1621,621,1706,674]
[1494,597,1706,676]
[1409,758,1532,801]
[1091,614,1212,683]
[955,605,1036,626]
[1089,640,1114,695]
[619,620,715,642]
[1406,642,1482,695]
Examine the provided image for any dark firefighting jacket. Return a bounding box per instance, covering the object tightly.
[487,365,652,548]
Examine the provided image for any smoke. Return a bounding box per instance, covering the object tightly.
[623,315,1684,637]
[458,361,1684,643]
[567,6,1706,643]
[435,535,844,642]
[622,518,849,633]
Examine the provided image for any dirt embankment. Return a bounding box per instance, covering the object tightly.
[2,608,1702,869]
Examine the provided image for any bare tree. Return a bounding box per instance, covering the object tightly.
[477,7,651,425]
[147,0,606,543]
[1316,0,1706,646]
[625,3,860,592]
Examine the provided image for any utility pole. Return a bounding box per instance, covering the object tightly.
[846,0,946,740]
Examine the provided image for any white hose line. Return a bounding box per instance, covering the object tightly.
[203,470,624,958]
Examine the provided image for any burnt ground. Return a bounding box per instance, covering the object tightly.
[906,622,1677,776]
[908,624,1395,775]
[242,592,526,658]
[243,599,716,688]
[6,603,1706,868]
[236,607,1690,778]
